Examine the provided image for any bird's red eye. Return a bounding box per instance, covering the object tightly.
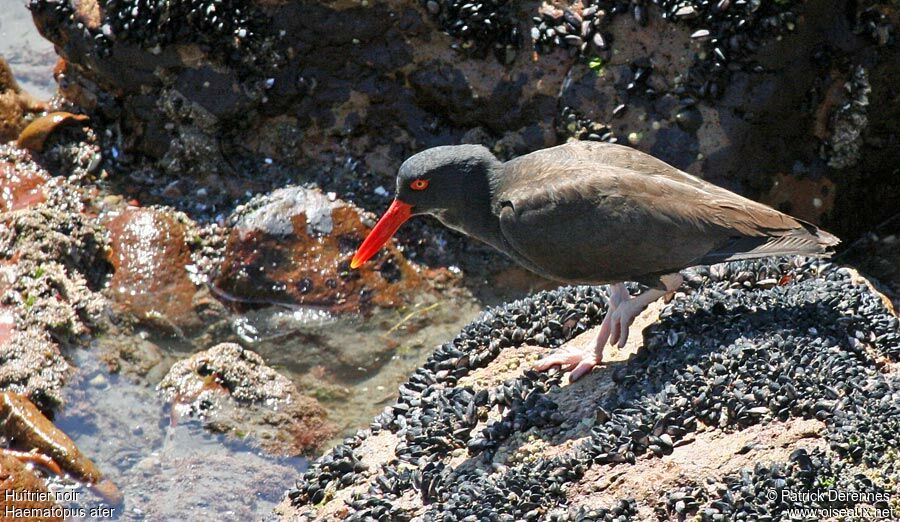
[410,179,429,191]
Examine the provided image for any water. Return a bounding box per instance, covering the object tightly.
[0,0,56,99]
[237,296,482,435]
[54,349,305,521]
[42,292,480,520]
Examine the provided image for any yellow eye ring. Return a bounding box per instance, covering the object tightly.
[410,179,429,191]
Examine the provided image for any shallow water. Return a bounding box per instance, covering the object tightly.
[0,0,56,99]
[232,295,483,435]
[53,349,305,521]
[45,292,480,520]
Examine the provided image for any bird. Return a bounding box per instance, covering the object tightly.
[350,141,839,381]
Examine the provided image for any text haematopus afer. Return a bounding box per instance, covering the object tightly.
[352,141,839,381]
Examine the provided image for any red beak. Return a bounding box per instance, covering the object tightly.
[351,199,413,269]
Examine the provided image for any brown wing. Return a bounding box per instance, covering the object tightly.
[494,143,839,284]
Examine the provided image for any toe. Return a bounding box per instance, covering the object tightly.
[595,318,612,350]
[617,315,630,348]
[609,314,621,345]
[617,328,629,348]
[569,358,597,382]
[533,355,561,371]
[534,351,578,371]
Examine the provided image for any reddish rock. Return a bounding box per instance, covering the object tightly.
[214,187,426,313]
[0,453,61,522]
[105,207,201,331]
[760,173,836,224]
[0,162,48,211]
[0,392,123,505]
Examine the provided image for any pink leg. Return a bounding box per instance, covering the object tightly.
[534,274,683,382]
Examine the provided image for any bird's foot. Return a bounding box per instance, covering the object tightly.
[594,295,655,349]
[533,283,627,381]
[534,276,683,382]
[596,273,683,348]
[532,306,640,383]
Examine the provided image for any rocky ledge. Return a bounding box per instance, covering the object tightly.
[280,258,899,520]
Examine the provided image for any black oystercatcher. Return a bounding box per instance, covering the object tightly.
[351,141,839,380]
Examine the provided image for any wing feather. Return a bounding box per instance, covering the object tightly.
[494,142,838,283]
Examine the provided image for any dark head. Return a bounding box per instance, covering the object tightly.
[351,145,499,269]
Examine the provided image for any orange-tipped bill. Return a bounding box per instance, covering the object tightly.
[350,199,413,269]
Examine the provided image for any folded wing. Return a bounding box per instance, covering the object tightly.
[495,142,838,284]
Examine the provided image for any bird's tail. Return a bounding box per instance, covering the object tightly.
[702,220,840,264]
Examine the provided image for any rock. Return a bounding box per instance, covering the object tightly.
[760,172,836,225]
[104,206,202,332]
[0,206,109,289]
[96,333,169,382]
[818,66,870,170]
[214,186,427,313]
[0,165,111,410]
[0,329,72,411]
[842,217,900,311]
[0,452,61,522]
[16,112,90,152]
[159,343,336,455]
[0,161,49,211]
[0,391,122,505]
[1,227,108,345]
[280,260,900,520]
[0,58,46,143]
[28,0,563,187]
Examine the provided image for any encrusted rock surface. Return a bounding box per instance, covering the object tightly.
[280,259,900,520]
[0,148,110,409]
[159,342,336,455]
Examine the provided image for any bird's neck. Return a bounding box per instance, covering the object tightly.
[435,164,506,250]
